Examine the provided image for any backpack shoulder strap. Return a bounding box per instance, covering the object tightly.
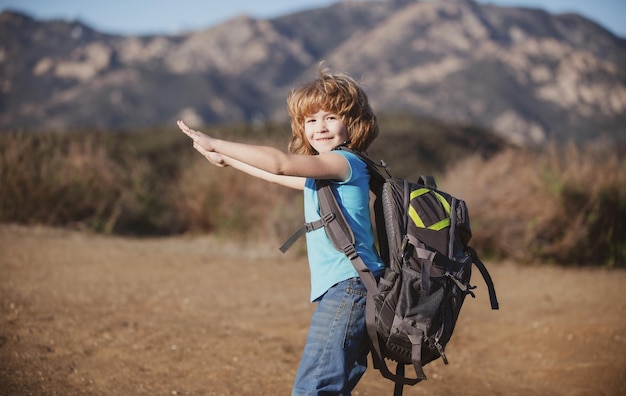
[315,179,379,294]
[335,146,391,185]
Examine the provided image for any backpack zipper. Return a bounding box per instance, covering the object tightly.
[434,339,449,364]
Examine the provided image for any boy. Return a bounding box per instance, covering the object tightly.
[178,66,384,395]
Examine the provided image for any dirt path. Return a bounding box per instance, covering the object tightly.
[1,225,625,395]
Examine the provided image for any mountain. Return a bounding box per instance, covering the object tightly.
[1,0,625,145]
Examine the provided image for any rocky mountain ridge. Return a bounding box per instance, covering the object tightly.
[1,0,625,145]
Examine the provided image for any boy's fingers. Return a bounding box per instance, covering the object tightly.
[177,120,188,132]
[177,120,198,138]
[177,123,190,134]
[193,142,209,154]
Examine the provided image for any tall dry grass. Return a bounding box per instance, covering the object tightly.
[172,155,302,243]
[441,143,625,266]
[0,129,301,242]
[0,132,150,233]
[1,128,623,266]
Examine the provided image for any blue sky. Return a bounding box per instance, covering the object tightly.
[0,0,624,37]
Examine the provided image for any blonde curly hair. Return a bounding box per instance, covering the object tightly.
[286,65,379,155]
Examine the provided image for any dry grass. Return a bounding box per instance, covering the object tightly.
[441,143,625,266]
[0,132,149,233]
[172,156,302,243]
[1,128,623,266]
[0,129,301,242]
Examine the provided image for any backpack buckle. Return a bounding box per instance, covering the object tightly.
[321,212,335,225]
[342,245,358,260]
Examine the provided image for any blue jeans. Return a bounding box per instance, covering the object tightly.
[292,277,369,396]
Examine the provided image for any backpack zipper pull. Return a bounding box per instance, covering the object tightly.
[435,340,449,365]
[401,235,411,261]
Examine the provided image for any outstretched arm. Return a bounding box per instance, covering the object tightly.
[177,120,350,183]
[192,142,306,190]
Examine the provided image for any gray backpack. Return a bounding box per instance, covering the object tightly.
[281,147,499,396]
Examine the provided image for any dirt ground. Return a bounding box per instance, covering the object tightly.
[0,224,625,396]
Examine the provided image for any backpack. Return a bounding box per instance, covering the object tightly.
[280,147,499,396]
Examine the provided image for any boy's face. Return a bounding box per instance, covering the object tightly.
[304,109,348,154]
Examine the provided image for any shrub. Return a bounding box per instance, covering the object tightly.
[441,143,625,267]
[0,132,139,233]
[0,127,300,241]
[171,154,301,242]
[2,120,623,267]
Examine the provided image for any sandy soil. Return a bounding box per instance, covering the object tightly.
[1,224,625,396]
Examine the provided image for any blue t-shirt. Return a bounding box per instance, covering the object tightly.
[303,150,385,301]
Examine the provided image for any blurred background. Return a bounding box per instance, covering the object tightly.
[1,0,624,266]
[2,0,624,37]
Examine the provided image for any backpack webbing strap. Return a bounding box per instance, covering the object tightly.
[466,246,500,310]
[279,212,336,253]
[393,364,405,396]
[412,240,499,309]
[392,316,428,381]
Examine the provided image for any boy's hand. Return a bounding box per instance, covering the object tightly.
[177,120,215,151]
[194,142,227,167]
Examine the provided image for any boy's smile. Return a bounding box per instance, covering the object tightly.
[304,109,349,154]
